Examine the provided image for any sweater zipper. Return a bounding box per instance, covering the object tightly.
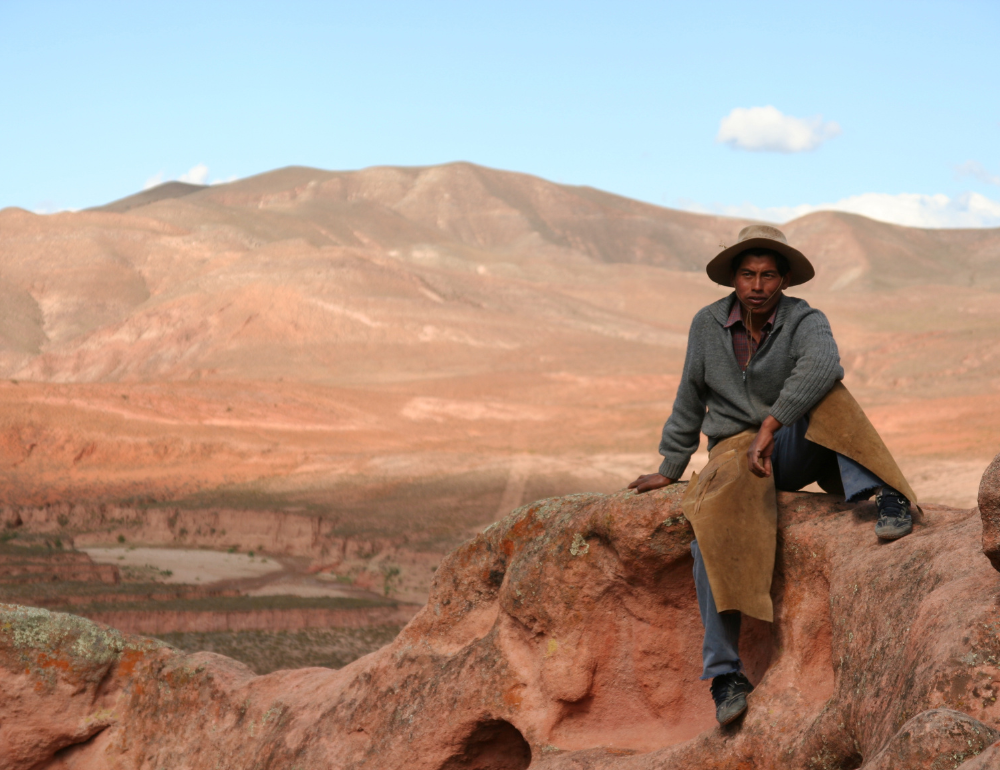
[744,329,777,417]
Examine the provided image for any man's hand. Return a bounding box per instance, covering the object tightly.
[628,473,675,494]
[748,415,783,478]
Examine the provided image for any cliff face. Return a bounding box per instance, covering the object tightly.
[5,455,1000,769]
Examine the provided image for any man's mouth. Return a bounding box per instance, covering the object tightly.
[746,296,767,305]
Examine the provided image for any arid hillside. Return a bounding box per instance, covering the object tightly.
[1,161,999,548]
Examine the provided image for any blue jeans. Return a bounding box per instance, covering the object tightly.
[693,415,890,680]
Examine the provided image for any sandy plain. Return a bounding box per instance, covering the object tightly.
[1,162,999,641]
[81,547,283,584]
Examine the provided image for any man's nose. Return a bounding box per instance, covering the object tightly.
[752,276,765,290]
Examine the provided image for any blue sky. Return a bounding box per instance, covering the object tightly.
[2,0,998,226]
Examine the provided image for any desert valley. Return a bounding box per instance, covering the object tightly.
[3,162,1000,768]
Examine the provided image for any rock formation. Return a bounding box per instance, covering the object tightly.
[5,453,1000,769]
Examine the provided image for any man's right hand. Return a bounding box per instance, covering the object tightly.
[628,473,674,494]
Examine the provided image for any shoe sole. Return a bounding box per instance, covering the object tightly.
[876,528,913,541]
[717,699,749,725]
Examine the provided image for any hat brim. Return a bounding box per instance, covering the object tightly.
[706,237,815,287]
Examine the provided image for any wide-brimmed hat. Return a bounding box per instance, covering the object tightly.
[706,225,814,287]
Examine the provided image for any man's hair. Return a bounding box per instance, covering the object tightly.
[730,248,791,277]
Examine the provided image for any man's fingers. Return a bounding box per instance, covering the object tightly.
[631,475,672,494]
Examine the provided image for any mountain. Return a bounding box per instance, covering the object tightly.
[90,180,208,214]
[0,162,998,518]
[3,162,998,385]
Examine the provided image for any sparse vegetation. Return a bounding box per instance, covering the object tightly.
[381,565,401,597]
[117,534,126,544]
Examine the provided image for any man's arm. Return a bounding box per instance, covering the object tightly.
[767,310,844,427]
[630,314,708,493]
[746,310,843,479]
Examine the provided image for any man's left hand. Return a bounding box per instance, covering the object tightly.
[748,416,782,478]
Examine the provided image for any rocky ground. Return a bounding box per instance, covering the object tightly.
[4,453,1000,769]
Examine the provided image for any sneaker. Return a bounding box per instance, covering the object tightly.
[875,489,913,540]
[710,671,754,725]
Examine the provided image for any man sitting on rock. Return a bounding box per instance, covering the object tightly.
[628,225,917,727]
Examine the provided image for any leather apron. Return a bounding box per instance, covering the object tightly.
[681,381,917,623]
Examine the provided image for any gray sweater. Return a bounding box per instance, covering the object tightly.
[658,293,844,480]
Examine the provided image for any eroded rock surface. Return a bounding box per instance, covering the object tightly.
[979,451,1000,571]
[4,477,1000,769]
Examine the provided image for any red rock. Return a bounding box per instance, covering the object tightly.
[861,709,998,769]
[4,479,1000,769]
[979,451,1000,571]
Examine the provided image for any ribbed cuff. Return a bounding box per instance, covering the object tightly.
[769,398,807,427]
[658,458,688,481]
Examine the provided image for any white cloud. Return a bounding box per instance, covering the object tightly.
[178,163,209,185]
[956,160,1000,186]
[143,171,165,190]
[717,106,841,153]
[683,191,1000,229]
[33,200,75,215]
[143,164,221,190]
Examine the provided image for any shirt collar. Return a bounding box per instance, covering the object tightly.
[724,296,780,329]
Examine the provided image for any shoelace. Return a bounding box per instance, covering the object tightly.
[711,674,750,702]
[876,492,910,519]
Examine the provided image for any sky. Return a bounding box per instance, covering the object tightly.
[2,0,998,227]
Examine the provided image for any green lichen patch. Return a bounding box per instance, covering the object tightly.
[1,603,165,686]
[569,533,590,557]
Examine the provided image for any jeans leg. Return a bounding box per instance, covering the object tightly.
[837,454,892,502]
[770,415,893,501]
[771,415,839,492]
[692,540,742,680]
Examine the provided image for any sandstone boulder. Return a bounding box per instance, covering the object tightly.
[978,450,1000,571]
[4,478,1000,769]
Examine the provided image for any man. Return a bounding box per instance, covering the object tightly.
[628,225,915,727]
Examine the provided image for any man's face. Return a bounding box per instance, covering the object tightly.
[733,254,790,315]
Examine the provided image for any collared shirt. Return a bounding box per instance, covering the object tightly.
[724,297,779,372]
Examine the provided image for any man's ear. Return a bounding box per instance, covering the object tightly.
[780,275,791,290]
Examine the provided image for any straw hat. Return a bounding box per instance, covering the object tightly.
[706,225,815,287]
